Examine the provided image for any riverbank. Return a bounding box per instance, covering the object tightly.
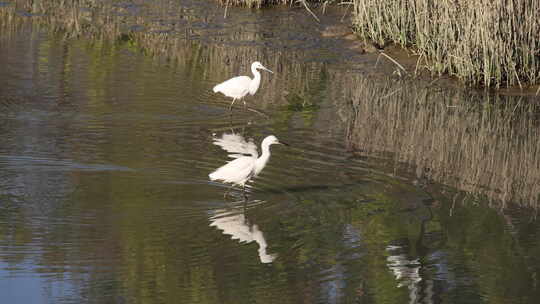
[5,0,540,91]
[220,0,540,90]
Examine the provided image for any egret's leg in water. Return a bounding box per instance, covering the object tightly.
[229,98,237,111]
[223,184,235,198]
[242,185,248,199]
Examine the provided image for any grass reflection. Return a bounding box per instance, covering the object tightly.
[341,73,540,208]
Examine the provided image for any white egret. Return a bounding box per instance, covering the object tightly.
[209,134,287,196]
[213,61,273,111]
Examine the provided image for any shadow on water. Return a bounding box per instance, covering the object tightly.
[1,1,540,304]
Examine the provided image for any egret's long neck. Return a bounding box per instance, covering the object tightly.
[254,142,271,176]
[260,142,271,160]
[251,65,260,79]
[249,67,261,95]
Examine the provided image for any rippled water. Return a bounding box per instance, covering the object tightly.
[1,2,540,304]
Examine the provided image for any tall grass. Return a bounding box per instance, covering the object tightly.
[218,0,265,8]
[353,0,540,88]
[216,0,330,8]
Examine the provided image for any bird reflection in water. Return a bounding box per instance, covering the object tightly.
[209,204,277,264]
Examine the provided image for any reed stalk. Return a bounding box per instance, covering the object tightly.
[216,0,332,8]
[353,0,540,88]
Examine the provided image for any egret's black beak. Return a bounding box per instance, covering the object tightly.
[279,141,289,146]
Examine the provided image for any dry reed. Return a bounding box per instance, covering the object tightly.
[218,0,265,8]
[353,0,540,88]
[216,0,331,8]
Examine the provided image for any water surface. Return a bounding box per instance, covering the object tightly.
[1,2,540,304]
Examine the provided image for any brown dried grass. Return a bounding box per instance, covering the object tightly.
[353,0,540,88]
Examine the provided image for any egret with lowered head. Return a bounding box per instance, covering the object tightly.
[213,61,273,111]
[209,134,287,197]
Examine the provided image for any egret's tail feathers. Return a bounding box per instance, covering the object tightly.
[213,83,222,93]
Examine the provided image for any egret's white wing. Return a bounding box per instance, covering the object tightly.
[213,76,251,99]
[208,156,256,185]
[213,133,258,158]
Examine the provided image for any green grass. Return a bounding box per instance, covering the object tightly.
[352,0,540,88]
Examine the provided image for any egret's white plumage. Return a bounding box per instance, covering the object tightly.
[213,61,273,110]
[209,134,286,195]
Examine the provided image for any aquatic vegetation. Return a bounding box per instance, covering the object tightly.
[352,0,540,88]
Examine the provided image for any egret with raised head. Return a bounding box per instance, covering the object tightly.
[213,61,273,111]
[209,134,287,197]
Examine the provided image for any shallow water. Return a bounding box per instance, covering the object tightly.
[1,1,540,304]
